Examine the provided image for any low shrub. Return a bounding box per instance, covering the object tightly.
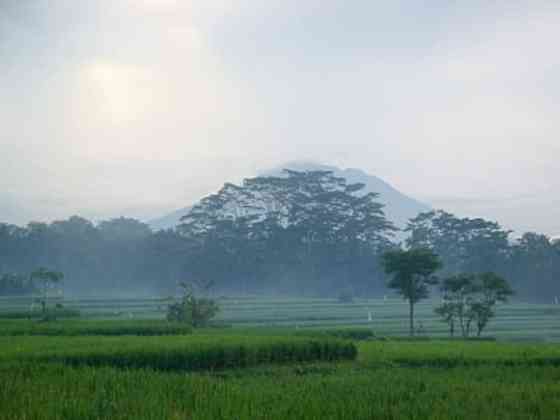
[166,282,220,327]
[337,290,354,304]
[297,328,375,341]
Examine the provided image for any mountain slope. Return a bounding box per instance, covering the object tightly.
[148,162,431,231]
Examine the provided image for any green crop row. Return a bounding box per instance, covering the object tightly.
[2,359,560,419]
[296,327,376,341]
[3,335,560,419]
[0,335,356,371]
[0,308,81,320]
[0,320,193,336]
[358,341,560,368]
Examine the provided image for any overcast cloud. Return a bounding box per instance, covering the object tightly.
[1,1,559,234]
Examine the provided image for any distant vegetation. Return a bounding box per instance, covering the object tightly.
[166,280,220,327]
[0,170,558,302]
[435,272,514,337]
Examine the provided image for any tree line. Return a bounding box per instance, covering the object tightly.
[0,170,558,301]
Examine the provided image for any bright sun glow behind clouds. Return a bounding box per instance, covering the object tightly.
[84,60,160,124]
[1,0,559,233]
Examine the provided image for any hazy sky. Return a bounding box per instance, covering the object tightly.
[1,1,559,234]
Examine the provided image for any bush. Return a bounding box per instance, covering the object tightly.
[166,283,220,327]
[297,328,375,341]
[167,297,220,327]
[337,290,354,304]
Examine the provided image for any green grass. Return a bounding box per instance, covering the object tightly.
[358,340,560,367]
[0,335,356,371]
[2,295,560,418]
[2,336,560,419]
[3,363,560,420]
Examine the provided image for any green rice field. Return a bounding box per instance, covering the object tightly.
[2,295,560,340]
[2,296,560,419]
[2,332,560,419]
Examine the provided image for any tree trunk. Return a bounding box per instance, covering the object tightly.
[450,319,454,337]
[458,305,467,338]
[42,281,48,316]
[409,299,415,336]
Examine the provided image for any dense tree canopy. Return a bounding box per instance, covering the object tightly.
[406,210,511,275]
[405,211,559,302]
[178,170,397,295]
[0,172,558,300]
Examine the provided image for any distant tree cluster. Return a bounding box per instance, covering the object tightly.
[0,267,67,320]
[0,273,35,296]
[435,272,513,337]
[0,217,187,295]
[405,210,560,303]
[178,170,397,296]
[0,172,559,301]
[382,249,514,337]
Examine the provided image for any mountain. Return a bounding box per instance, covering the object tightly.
[148,162,431,231]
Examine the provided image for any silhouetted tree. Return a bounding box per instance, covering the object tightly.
[30,267,64,317]
[435,272,514,337]
[382,248,441,336]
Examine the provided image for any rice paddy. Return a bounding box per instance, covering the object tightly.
[2,295,560,340]
[1,296,560,419]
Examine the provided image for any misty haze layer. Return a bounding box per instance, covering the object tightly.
[1,1,559,235]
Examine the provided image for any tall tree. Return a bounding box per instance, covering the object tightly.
[509,233,557,301]
[30,267,64,316]
[472,272,514,336]
[436,273,478,337]
[382,248,442,336]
